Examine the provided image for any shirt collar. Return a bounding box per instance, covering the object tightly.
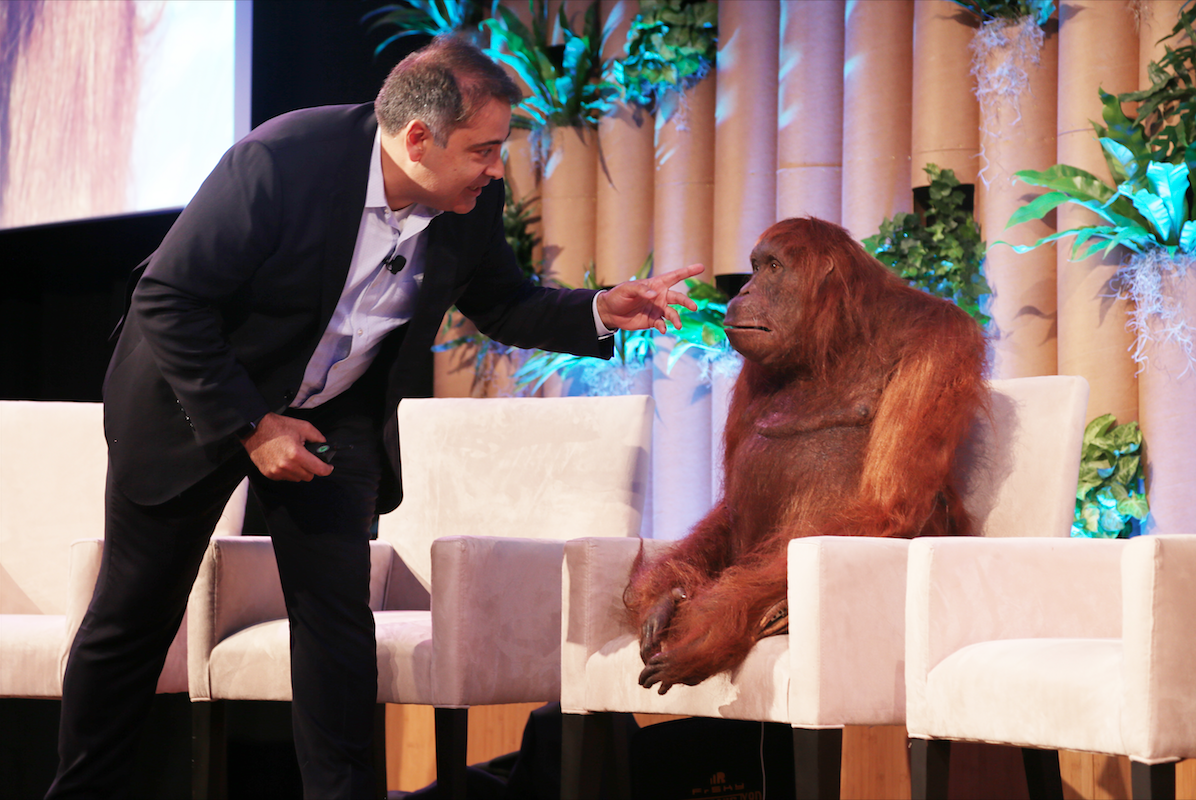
[366,129,443,225]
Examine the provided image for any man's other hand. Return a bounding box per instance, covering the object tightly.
[241,412,334,481]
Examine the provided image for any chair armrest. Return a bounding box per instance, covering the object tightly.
[429,536,569,707]
[788,536,910,727]
[64,540,104,668]
[560,537,670,714]
[1122,534,1196,762]
[188,536,285,700]
[906,537,1126,727]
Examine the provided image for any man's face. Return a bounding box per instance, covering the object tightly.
[415,97,510,214]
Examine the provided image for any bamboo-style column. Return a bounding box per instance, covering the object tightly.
[712,0,779,276]
[1055,0,1138,425]
[653,75,716,282]
[910,0,980,188]
[974,17,1060,379]
[651,67,718,540]
[776,0,844,224]
[596,0,654,286]
[539,0,600,289]
[1133,0,1194,536]
[841,0,915,241]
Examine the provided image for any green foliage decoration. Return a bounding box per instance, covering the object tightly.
[1072,414,1149,539]
[862,164,991,326]
[947,0,1055,27]
[611,0,717,114]
[483,0,619,137]
[1004,5,1196,260]
[511,258,737,395]
[363,0,489,54]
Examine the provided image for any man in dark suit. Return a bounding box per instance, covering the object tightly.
[49,36,700,799]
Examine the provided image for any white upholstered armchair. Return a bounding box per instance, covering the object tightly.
[187,395,653,799]
[906,533,1196,800]
[559,375,1090,799]
[0,400,245,702]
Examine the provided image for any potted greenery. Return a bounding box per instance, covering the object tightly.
[1073,414,1149,539]
[483,0,618,165]
[613,0,717,124]
[511,256,738,396]
[363,0,488,52]
[862,164,991,326]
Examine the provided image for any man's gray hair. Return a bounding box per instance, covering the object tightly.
[375,35,522,146]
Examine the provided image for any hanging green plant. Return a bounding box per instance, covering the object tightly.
[483,0,619,162]
[947,0,1054,27]
[611,0,717,116]
[363,0,489,54]
[1072,414,1149,539]
[1002,5,1196,371]
[862,164,991,326]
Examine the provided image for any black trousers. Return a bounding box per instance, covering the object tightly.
[48,381,386,800]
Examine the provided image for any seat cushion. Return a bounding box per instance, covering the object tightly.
[207,610,437,704]
[0,614,65,697]
[207,619,294,701]
[579,632,790,722]
[918,637,1124,755]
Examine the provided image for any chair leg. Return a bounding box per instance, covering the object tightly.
[792,727,843,800]
[560,712,609,800]
[1021,747,1063,800]
[191,700,227,800]
[433,707,468,800]
[1131,761,1176,800]
[909,738,950,800]
[373,704,388,800]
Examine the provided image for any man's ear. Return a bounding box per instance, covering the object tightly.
[404,120,432,163]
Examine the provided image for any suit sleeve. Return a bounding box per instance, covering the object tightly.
[453,184,613,359]
[129,139,282,445]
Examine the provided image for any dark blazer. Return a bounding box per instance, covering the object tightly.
[104,103,611,510]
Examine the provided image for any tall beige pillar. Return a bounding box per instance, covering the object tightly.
[911,0,980,187]
[1136,266,1196,536]
[776,0,844,224]
[1134,1,1194,536]
[1056,0,1138,424]
[842,0,915,241]
[653,76,716,282]
[974,18,1059,379]
[651,60,717,544]
[713,0,779,276]
[540,125,599,289]
[596,0,655,286]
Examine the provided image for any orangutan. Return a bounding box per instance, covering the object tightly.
[625,216,989,693]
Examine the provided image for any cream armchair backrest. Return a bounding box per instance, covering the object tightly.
[953,375,1089,539]
[378,394,653,590]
